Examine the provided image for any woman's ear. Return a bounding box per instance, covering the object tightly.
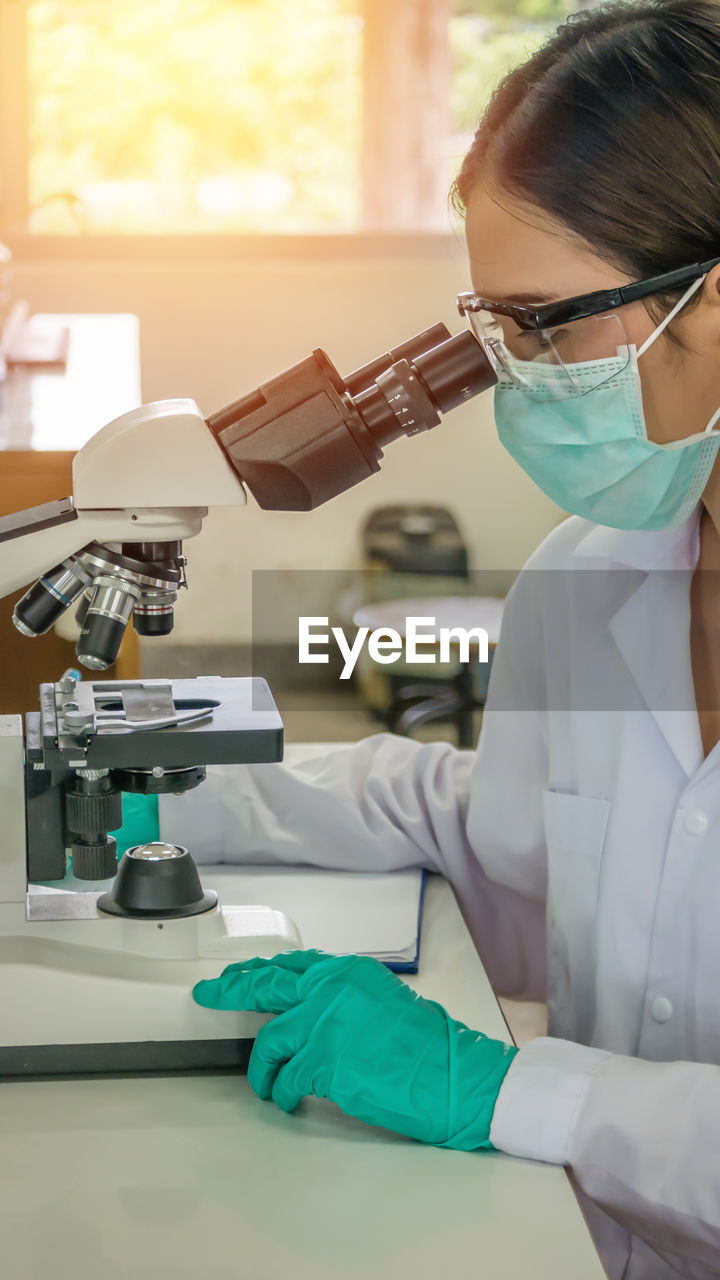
[685,264,720,356]
[704,262,720,303]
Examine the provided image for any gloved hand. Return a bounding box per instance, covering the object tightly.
[193,949,518,1149]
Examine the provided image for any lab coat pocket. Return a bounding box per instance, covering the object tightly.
[543,790,610,1043]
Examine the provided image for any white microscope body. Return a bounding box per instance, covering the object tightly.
[0,401,299,1076]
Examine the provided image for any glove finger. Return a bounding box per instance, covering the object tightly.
[272,1045,324,1115]
[248,1005,308,1101]
[261,948,331,974]
[193,963,302,1013]
[210,951,320,976]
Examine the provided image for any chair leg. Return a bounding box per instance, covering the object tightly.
[455,665,479,748]
[388,666,486,747]
[395,692,460,737]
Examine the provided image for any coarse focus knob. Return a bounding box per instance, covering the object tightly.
[72,838,118,881]
[66,787,123,836]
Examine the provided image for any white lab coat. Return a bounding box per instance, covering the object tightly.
[161,508,720,1280]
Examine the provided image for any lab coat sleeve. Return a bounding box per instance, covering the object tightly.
[490,1036,720,1277]
[160,730,476,877]
[160,570,550,1000]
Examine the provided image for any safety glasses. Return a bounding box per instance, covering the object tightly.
[457,254,720,400]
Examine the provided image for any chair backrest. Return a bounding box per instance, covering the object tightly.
[362,504,469,579]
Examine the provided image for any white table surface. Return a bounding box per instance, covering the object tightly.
[353,595,505,646]
[0,877,604,1280]
[0,313,141,450]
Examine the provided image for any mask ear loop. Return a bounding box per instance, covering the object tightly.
[702,404,720,435]
[635,270,720,444]
[635,273,707,359]
[653,273,720,438]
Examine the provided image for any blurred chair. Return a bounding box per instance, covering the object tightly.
[363,504,469,580]
[351,505,471,726]
[347,505,504,748]
[353,595,503,749]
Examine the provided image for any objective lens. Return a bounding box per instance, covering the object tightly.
[75,591,91,628]
[76,575,139,670]
[13,560,88,638]
[14,542,184,666]
[133,590,176,637]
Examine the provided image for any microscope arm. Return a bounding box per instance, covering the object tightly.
[3,400,245,664]
[0,398,243,600]
[0,502,207,600]
[71,398,243,514]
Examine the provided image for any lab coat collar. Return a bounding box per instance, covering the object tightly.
[573,509,703,777]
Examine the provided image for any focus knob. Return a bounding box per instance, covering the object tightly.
[66,786,122,835]
[72,837,118,881]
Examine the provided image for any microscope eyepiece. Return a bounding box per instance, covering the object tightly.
[412,330,496,415]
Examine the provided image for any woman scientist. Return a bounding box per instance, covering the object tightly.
[188,3,720,1275]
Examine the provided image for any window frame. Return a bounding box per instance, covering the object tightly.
[0,0,458,259]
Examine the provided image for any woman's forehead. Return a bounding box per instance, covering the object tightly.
[464,183,625,303]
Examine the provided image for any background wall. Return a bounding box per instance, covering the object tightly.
[11,239,562,644]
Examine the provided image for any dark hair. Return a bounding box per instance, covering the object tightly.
[453,0,720,311]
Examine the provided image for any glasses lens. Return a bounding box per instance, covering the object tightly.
[464,308,631,401]
[463,310,538,388]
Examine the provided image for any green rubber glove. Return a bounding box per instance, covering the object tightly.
[193,949,518,1149]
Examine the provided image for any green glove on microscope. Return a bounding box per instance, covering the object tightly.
[193,949,518,1149]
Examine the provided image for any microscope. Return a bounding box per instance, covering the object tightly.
[0,323,495,1076]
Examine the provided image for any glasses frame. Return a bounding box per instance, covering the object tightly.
[457,254,720,332]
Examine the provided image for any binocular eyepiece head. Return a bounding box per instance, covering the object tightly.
[206,324,495,512]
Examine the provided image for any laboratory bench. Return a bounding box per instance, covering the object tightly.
[0,875,604,1279]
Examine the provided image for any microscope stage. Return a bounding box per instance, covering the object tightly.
[32,676,284,771]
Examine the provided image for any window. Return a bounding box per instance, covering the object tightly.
[0,0,578,238]
[452,0,578,165]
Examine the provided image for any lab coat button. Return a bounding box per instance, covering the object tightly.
[683,810,709,836]
[650,997,673,1023]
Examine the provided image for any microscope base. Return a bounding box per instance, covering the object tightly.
[0,896,300,1078]
[0,1037,255,1077]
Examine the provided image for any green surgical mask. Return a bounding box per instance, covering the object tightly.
[493,275,720,531]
